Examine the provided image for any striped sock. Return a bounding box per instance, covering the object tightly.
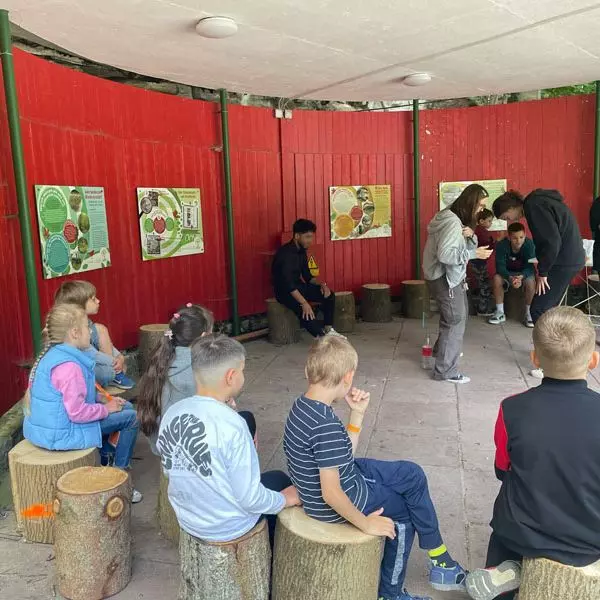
[428,544,457,568]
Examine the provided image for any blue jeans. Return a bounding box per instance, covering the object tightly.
[83,346,116,387]
[356,458,444,599]
[99,402,139,469]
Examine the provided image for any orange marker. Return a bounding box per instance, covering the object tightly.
[21,503,54,519]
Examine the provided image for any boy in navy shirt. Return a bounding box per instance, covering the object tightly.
[284,336,466,600]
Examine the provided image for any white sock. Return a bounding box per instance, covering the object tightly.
[525,305,532,318]
[496,303,504,314]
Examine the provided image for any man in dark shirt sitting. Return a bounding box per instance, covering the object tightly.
[272,219,343,338]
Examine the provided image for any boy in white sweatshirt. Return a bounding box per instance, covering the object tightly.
[157,334,300,544]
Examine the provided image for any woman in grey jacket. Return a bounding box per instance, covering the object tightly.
[423,184,493,384]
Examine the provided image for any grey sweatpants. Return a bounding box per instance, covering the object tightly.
[427,276,468,380]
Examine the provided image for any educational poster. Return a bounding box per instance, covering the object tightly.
[35,185,111,280]
[439,179,507,231]
[329,185,392,241]
[137,188,204,261]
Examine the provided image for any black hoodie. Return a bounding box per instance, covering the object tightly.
[524,189,585,276]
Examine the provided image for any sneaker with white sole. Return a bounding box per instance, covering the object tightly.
[465,560,521,600]
[444,373,471,384]
[488,312,506,325]
[325,327,346,339]
[529,368,544,379]
[132,489,143,504]
[524,316,534,328]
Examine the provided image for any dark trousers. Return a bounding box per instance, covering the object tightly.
[357,458,444,599]
[277,284,335,337]
[594,237,600,273]
[530,266,580,324]
[469,260,492,313]
[260,470,292,548]
[485,533,522,600]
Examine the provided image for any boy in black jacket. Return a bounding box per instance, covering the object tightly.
[492,189,585,324]
[465,307,600,600]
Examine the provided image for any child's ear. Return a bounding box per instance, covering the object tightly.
[224,368,235,386]
[589,351,600,371]
[304,367,308,381]
[530,349,541,369]
[343,370,355,386]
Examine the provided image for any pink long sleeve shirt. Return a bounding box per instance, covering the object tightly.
[51,362,108,423]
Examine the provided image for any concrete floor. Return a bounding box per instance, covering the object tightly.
[3,316,600,600]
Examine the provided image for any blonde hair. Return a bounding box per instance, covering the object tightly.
[54,280,96,309]
[306,336,358,387]
[23,303,87,413]
[533,306,595,378]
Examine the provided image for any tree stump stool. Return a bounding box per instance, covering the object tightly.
[54,466,132,600]
[266,298,300,345]
[504,286,527,322]
[139,324,169,372]
[333,291,355,333]
[402,280,430,319]
[8,439,97,543]
[272,507,383,600]
[520,557,600,600]
[157,468,180,545]
[361,283,392,323]
[179,517,270,600]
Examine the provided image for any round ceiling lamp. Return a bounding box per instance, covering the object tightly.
[403,73,432,87]
[195,16,238,39]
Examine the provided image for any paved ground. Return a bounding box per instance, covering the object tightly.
[3,316,600,599]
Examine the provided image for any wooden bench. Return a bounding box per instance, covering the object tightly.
[9,439,97,543]
[272,507,383,600]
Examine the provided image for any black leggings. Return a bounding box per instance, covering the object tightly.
[486,533,522,599]
[530,266,581,324]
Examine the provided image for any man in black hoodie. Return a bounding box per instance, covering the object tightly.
[493,189,585,324]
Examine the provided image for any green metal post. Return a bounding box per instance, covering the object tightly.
[594,81,600,200]
[0,10,42,355]
[219,89,240,336]
[412,99,421,278]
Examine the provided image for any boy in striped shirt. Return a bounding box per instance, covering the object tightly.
[284,336,466,600]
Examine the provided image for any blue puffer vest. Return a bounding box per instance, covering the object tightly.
[24,343,102,450]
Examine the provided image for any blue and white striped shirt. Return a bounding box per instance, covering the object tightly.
[283,395,369,523]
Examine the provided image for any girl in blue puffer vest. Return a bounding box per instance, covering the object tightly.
[23,303,143,503]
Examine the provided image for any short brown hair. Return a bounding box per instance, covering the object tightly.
[492,190,524,219]
[477,208,494,222]
[54,280,96,309]
[508,222,525,235]
[533,307,595,378]
[306,336,358,387]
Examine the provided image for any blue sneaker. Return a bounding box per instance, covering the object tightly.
[429,561,467,591]
[112,371,135,390]
[380,592,432,600]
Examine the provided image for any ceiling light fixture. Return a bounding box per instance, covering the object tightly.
[195,16,238,39]
[403,73,432,87]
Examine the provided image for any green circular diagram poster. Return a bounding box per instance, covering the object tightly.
[35,185,111,279]
[137,188,204,261]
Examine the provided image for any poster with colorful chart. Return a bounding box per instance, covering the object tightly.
[35,185,111,279]
[439,179,507,231]
[137,188,204,261]
[329,185,392,241]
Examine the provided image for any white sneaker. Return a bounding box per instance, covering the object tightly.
[524,315,534,328]
[325,327,346,339]
[488,312,506,325]
[529,368,544,379]
[444,373,471,384]
[132,489,143,503]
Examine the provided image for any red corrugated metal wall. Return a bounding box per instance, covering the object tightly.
[0,48,597,413]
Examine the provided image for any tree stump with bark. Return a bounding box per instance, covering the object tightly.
[157,468,180,545]
[333,291,356,333]
[361,283,392,323]
[402,280,430,319]
[8,439,97,543]
[266,298,300,345]
[139,324,169,372]
[272,507,383,600]
[179,517,270,600]
[54,466,132,600]
[504,286,527,322]
[520,557,600,600]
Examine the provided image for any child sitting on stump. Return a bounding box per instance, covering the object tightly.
[157,334,300,546]
[55,280,135,390]
[466,306,600,600]
[23,303,142,503]
[283,336,466,600]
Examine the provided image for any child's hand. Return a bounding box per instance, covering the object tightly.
[345,388,370,414]
[364,508,395,539]
[281,486,302,508]
[106,398,125,413]
[113,354,125,373]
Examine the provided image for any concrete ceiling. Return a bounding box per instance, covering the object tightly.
[5,0,600,101]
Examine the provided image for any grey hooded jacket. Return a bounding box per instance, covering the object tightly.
[422,208,478,289]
